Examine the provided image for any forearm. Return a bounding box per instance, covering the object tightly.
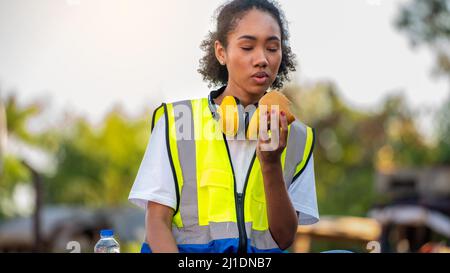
[261,161,298,250]
[146,205,179,253]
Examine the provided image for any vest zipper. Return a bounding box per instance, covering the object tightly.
[223,134,258,253]
[236,193,246,253]
[240,152,257,253]
[238,111,250,253]
[222,135,250,253]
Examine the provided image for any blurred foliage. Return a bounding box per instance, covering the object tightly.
[396,0,450,77]
[0,94,41,219]
[285,82,433,216]
[45,106,150,207]
[0,92,151,219]
[396,0,450,165]
[435,98,450,164]
[4,95,43,145]
[121,241,143,253]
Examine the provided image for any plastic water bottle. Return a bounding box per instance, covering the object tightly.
[94,229,120,253]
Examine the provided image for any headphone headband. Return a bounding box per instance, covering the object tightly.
[207,86,263,139]
[208,86,227,121]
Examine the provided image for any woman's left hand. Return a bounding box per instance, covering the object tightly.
[256,109,288,167]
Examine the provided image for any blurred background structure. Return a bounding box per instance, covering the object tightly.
[0,0,449,253]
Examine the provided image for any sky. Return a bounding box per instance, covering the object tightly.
[0,0,448,127]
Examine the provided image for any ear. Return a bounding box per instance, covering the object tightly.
[214,40,226,65]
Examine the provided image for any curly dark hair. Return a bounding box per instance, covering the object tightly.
[198,0,297,90]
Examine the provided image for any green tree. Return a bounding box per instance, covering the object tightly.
[284,83,431,216]
[0,94,43,219]
[435,99,450,164]
[45,106,151,207]
[396,0,450,164]
[396,0,450,78]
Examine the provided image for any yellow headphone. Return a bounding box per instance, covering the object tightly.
[208,87,295,140]
[208,88,258,139]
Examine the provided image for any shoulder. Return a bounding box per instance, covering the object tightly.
[151,98,207,131]
[151,103,165,133]
[290,120,308,135]
[288,120,316,179]
[289,120,315,143]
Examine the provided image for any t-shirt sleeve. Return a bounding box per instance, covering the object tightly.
[128,117,177,210]
[288,154,319,225]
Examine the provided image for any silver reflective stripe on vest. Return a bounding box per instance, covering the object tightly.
[172,100,198,227]
[172,222,239,245]
[172,221,279,250]
[283,121,307,188]
[248,227,280,250]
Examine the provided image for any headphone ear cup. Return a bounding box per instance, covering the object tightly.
[246,107,259,140]
[218,96,239,136]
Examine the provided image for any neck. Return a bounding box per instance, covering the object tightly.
[214,81,265,107]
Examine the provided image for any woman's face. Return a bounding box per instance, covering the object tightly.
[216,9,283,97]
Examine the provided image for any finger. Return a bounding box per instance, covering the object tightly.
[259,107,270,142]
[279,110,288,148]
[269,108,280,133]
[269,108,280,148]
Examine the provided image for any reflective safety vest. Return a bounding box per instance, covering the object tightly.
[142,98,315,253]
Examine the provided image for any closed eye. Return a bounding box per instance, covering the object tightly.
[241,47,278,52]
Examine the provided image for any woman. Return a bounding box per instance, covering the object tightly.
[129,0,318,253]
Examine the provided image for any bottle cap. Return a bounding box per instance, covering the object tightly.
[100,229,114,237]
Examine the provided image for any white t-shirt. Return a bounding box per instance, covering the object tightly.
[129,116,319,225]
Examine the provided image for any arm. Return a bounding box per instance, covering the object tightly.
[146,201,179,253]
[256,110,298,250]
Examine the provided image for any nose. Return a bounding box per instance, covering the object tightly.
[253,48,268,68]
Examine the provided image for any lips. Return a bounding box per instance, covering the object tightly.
[252,71,269,78]
[251,71,269,85]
